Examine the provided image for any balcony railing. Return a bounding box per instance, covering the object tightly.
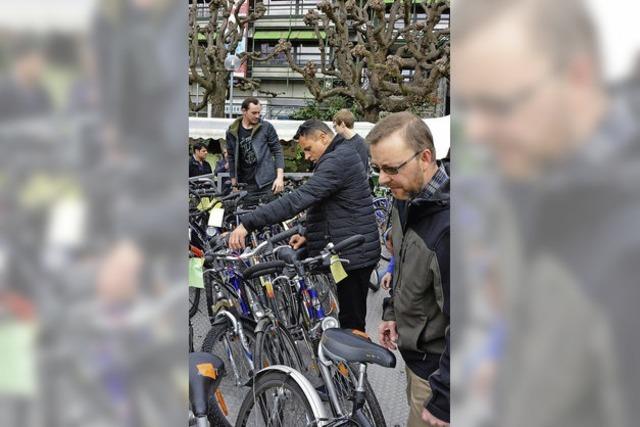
[252,52,323,67]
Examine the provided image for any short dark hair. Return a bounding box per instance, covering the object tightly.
[241,97,260,111]
[366,112,435,161]
[294,119,334,140]
[193,141,208,152]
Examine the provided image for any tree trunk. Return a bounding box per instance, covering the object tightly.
[210,85,228,118]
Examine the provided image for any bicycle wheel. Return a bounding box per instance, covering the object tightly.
[373,206,389,245]
[189,287,201,319]
[254,320,304,373]
[328,363,387,427]
[270,277,298,328]
[310,273,339,318]
[235,371,318,427]
[201,315,257,424]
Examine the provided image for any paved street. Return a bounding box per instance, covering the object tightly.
[191,261,410,426]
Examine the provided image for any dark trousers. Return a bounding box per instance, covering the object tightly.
[242,182,276,208]
[337,264,375,332]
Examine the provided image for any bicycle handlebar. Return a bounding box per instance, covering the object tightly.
[329,234,365,254]
[268,225,303,245]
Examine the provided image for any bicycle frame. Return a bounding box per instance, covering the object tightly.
[317,344,372,425]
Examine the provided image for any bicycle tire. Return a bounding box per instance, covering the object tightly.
[271,277,298,328]
[328,363,387,427]
[235,370,318,427]
[189,287,201,319]
[254,320,304,373]
[201,315,257,425]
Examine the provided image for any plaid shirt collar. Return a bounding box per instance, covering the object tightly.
[414,163,448,201]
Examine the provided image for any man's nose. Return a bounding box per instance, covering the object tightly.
[378,170,392,186]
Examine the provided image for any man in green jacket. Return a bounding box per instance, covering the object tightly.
[225,97,285,205]
[369,112,450,427]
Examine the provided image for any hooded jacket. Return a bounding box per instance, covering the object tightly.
[383,175,450,422]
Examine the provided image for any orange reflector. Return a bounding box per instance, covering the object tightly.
[196,363,218,379]
[215,390,229,416]
[352,329,369,340]
[337,362,349,377]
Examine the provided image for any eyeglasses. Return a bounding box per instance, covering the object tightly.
[455,67,558,118]
[371,151,422,176]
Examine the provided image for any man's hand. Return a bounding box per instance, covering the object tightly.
[377,320,398,350]
[421,408,449,427]
[289,234,307,249]
[231,178,239,192]
[272,176,285,194]
[380,272,392,290]
[229,224,248,250]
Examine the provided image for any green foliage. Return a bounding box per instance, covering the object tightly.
[290,96,360,121]
[283,142,312,172]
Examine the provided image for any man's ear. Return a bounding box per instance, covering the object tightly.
[421,149,434,164]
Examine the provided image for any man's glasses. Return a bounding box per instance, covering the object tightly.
[371,151,422,176]
[454,67,558,118]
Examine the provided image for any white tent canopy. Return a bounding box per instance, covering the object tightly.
[190,115,450,159]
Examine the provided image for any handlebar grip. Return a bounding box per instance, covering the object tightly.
[241,261,286,280]
[332,235,365,253]
[221,190,248,202]
[268,225,302,244]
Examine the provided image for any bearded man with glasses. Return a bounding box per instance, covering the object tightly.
[368,112,450,427]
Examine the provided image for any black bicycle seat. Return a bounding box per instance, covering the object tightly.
[320,328,396,368]
[189,352,225,417]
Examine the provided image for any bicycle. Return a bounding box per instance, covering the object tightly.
[200,228,306,424]
[235,326,396,427]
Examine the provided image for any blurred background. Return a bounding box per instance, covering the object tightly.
[451,0,640,426]
[0,1,186,426]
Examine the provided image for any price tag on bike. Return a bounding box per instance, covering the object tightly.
[330,255,348,283]
[188,257,205,288]
[208,208,225,228]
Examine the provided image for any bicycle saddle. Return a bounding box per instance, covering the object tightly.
[189,352,225,417]
[320,328,396,368]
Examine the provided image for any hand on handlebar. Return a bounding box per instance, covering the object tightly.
[229,224,248,250]
[289,234,306,250]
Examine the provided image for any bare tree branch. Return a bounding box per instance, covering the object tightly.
[264,0,449,122]
[188,0,266,116]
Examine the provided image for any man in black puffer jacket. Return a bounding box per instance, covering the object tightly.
[229,119,380,331]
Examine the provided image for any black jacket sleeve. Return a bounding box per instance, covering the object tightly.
[188,158,197,178]
[241,154,342,230]
[266,123,285,171]
[425,231,450,422]
[226,130,237,179]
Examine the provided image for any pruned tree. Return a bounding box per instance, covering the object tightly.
[188,0,266,116]
[248,0,449,122]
